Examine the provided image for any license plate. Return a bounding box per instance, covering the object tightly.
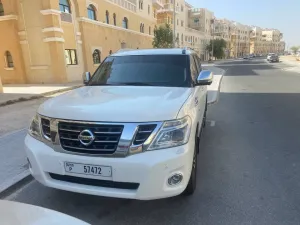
[64,162,112,177]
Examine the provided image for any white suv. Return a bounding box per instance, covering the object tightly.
[25,48,213,200]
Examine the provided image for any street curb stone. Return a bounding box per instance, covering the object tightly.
[0,170,33,198]
[0,85,82,107]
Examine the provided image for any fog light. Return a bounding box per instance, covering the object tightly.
[168,173,183,186]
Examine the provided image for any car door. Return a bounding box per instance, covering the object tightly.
[190,54,206,126]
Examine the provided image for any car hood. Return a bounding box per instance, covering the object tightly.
[38,86,192,122]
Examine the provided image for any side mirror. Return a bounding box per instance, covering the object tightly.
[82,72,91,85]
[196,70,213,86]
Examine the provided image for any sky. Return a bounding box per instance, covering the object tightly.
[188,0,300,48]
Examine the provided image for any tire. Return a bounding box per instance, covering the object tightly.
[182,132,199,196]
[182,147,198,196]
[202,96,208,128]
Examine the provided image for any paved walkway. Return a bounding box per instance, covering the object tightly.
[0,82,82,106]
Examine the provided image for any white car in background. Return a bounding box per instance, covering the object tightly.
[267,53,275,61]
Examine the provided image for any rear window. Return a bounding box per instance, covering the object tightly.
[88,55,192,87]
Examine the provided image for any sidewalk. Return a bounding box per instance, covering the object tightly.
[0,82,82,107]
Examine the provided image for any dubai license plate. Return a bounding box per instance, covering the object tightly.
[64,162,112,177]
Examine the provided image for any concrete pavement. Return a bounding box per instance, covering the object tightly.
[2,59,300,224]
[0,82,81,107]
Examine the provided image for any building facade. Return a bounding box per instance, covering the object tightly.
[0,0,155,88]
[250,28,284,55]
[0,0,286,92]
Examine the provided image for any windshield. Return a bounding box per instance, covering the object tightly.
[88,55,191,87]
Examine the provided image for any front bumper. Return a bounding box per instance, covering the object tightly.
[25,135,194,200]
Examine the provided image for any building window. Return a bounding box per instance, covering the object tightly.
[109,50,113,55]
[181,20,183,27]
[64,49,77,65]
[177,19,178,25]
[139,0,143,10]
[140,23,144,33]
[153,9,156,18]
[148,5,150,14]
[59,0,71,13]
[87,4,96,20]
[149,26,151,35]
[113,13,116,25]
[93,49,101,64]
[5,51,14,68]
[0,2,4,16]
[181,5,183,12]
[181,33,183,43]
[122,17,128,29]
[105,10,109,24]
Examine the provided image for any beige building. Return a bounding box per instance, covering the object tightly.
[0,0,156,90]
[214,18,232,58]
[250,27,284,55]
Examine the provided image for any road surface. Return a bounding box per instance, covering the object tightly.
[2,59,300,225]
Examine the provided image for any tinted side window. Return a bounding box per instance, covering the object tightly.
[190,55,198,83]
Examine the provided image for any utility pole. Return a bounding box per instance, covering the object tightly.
[173,0,176,48]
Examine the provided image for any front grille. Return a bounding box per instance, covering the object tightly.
[49,173,139,190]
[133,124,157,145]
[58,122,124,155]
[41,118,51,140]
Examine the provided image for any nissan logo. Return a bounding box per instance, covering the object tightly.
[78,129,95,146]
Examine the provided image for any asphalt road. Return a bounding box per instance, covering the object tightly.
[3,59,300,225]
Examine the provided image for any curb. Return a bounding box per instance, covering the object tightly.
[0,170,33,199]
[0,85,82,108]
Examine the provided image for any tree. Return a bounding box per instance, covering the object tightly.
[152,24,174,48]
[290,46,300,54]
[206,39,227,59]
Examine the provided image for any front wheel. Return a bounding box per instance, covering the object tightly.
[182,145,198,196]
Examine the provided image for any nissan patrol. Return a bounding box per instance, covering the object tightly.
[25,48,213,200]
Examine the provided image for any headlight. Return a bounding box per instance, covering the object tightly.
[28,114,41,138]
[147,116,192,150]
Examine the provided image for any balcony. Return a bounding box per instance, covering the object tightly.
[157,4,179,14]
[107,0,136,12]
[152,0,164,8]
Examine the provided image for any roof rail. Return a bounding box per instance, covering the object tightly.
[116,48,135,53]
[182,47,189,54]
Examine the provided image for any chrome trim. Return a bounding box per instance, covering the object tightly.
[38,115,163,158]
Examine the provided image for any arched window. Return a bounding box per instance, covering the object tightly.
[93,49,101,64]
[149,26,151,35]
[0,1,4,16]
[105,10,109,24]
[59,0,71,13]
[109,50,112,55]
[5,51,14,68]
[113,13,116,26]
[87,4,96,20]
[122,17,128,29]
